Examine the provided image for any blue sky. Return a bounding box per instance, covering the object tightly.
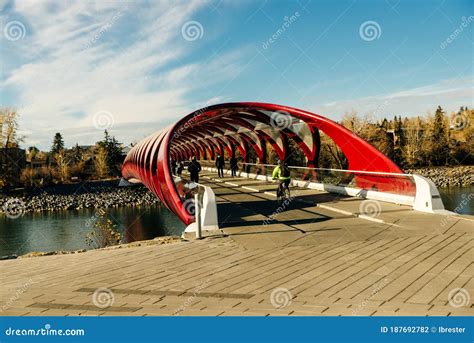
[0,0,472,150]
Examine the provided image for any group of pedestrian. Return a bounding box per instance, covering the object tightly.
[171,160,184,177]
[171,155,240,183]
[171,158,203,182]
[215,155,239,178]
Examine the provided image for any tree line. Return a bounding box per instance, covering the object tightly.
[1,105,472,189]
[1,108,124,189]
[242,106,472,170]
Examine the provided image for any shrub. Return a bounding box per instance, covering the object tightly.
[85,209,122,249]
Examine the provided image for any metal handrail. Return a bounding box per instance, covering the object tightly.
[228,162,412,177]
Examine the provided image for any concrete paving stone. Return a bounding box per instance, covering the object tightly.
[0,308,31,316]
[427,305,452,316]
[372,310,398,316]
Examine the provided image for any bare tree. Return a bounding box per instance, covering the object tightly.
[402,117,424,166]
[0,108,24,187]
[0,108,24,148]
[319,133,347,169]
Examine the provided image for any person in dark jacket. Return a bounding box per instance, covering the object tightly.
[230,156,238,177]
[187,157,201,183]
[171,159,177,175]
[215,154,225,178]
[176,160,183,176]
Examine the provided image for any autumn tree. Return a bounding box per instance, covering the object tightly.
[54,149,70,183]
[401,117,425,166]
[28,146,39,159]
[0,108,24,188]
[97,130,122,176]
[94,145,109,178]
[318,133,348,169]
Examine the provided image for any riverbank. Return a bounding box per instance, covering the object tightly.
[0,180,160,216]
[1,235,183,260]
[404,165,473,188]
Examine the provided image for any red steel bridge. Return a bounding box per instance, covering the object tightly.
[121,102,442,228]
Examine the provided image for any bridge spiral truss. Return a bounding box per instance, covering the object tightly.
[122,102,415,225]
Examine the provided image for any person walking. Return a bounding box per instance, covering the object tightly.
[188,157,202,183]
[215,154,225,178]
[171,159,177,175]
[176,160,183,177]
[230,156,238,177]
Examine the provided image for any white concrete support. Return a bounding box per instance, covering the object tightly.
[200,186,219,231]
[194,193,202,239]
[184,185,219,238]
[412,174,446,213]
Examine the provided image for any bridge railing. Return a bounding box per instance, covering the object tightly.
[197,160,445,213]
[172,172,219,237]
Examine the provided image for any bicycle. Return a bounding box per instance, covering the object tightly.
[276,179,291,206]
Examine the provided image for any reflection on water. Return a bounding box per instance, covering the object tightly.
[439,186,473,215]
[0,205,185,256]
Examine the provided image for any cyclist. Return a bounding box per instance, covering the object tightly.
[272,160,291,200]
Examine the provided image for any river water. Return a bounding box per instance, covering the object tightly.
[0,205,185,257]
[0,186,472,257]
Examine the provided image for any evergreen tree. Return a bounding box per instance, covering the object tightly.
[51,132,64,155]
[430,106,449,165]
[97,130,123,176]
[70,143,84,164]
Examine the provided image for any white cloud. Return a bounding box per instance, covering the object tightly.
[1,0,248,149]
[316,77,474,119]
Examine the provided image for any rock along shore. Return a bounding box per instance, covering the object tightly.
[404,165,473,188]
[0,180,161,215]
